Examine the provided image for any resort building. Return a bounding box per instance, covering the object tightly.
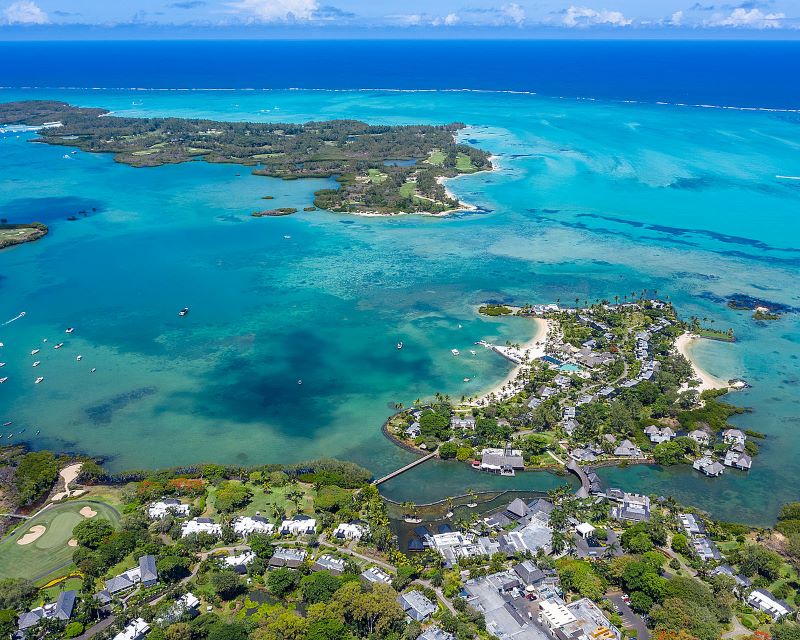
[428,531,499,567]
[450,415,476,430]
[233,515,275,538]
[693,457,725,477]
[148,498,191,519]
[480,446,525,475]
[268,547,307,569]
[17,590,76,635]
[723,450,752,470]
[279,514,317,535]
[747,588,793,621]
[688,430,711,446]
[104,555,158,595]
[644,425,675,444]
[311,554,347,575]
[181,517,222,538]
[679,513,704,536]
[156,592,201,625]
[361,566,392,585]
[333,521,369,541]
[610,493,651,523]
[113,618,150,640]
[612,439,642,458]
[222,550,257,574]
[398,590,437,621]
[722,429,746,446]
[405,422,421,438]
[691,536,722,562]
[541,598,621,640]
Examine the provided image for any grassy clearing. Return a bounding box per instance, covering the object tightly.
[0,500,120,580]
[40,577,83,601]
[368,169,388,184]
[425,150,445,166]
[456,153,479,173]
[206,481,316,519]
[399,181,416,198]
[77,485,127,512]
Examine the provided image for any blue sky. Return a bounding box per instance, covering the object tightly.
[1,0,798,36]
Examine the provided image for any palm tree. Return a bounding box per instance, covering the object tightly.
[272,504,286,522]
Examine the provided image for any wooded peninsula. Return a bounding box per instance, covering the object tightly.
[0,100,493,216]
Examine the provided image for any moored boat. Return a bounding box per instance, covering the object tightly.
[179,307,189,316]
[35,376,44,384]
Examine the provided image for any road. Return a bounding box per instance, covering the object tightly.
[608,592,650,640]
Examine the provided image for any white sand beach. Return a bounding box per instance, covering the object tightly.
[471,318,550,405]
[675,332,728,392]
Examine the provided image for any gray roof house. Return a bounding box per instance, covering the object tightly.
[18,590,77,633]
[505,498,529,520]
[611,493,651,523]
[105,573,137,595]
[269,547,308,569]
[310,554,347,575]
[139,555,158,587]
[398,590,437,621]
[613,439,642,458]
[688,429,711,445]
[419,628,456,640]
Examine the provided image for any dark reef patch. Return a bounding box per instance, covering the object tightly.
[86,386,158,425]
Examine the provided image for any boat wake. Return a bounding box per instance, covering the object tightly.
[2,311,26,326]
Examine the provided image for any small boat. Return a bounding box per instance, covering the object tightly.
[6,434,12,439]
[463,377,471,382]
[31,349,40,355]
[90,368,96,373]
[2,421,11,427]
[54,342,64,349]
[65,327,75,334]
[32,361,41,367]
[35,376,44,384]
[76,355,83,361]
[451,349,460,356]
[178,307,189,317]
[458,324,462,329]
[396,342,403,349]
[35,430,40,435]
[43,338,47,342]
[283,235,291,239]
[0,377,7,383]
[297,379,303,385]
[0,362,5,367]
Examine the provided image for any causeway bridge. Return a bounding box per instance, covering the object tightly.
[372,451,438,486]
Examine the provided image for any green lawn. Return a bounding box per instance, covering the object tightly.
[0,500,120,580]
[399,181,416,198]
[206,482,316,519]
[40,577,83,601]
[367,169,388,184]
[455,153,479,173]
[425,150,445,166]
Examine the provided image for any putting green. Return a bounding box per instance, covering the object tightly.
[0,500,120,581]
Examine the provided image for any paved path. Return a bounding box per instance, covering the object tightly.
[723,615,751,639]
[75,614,116,640]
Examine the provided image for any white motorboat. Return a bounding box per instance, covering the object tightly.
[35,376,44,384]
[179,307,189,316]
[31,349,40,355]
[451,349,460,356]
[396,342,403,349]
[0,377,7,383]
[54,342,64,349]
[32,361,41,367]
[65,327,75,334]
[76,355,83,361]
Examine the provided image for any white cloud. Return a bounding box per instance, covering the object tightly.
[431,12,459,26]
[669,10,683,25]
[3,0,48,24]
[713,7,785,28]
[501,3,525,25]
[227,0,318,21]
[563,5,632,27]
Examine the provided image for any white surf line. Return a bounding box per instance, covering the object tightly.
[2,312,26,326]
[776,175,800,180]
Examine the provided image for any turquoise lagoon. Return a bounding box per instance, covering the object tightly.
[1,89,799,524]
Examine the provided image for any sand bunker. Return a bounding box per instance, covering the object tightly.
[17,525,46,545]
[79,506,97,518]
[67,538,78,547]
[51,463,84,502]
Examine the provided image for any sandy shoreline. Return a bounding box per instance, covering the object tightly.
[675,332,728,392]
[471,317,550,405]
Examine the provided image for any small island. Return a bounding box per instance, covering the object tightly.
[251,208,298,217]
[0,100,494,216]
[0,222,48,250]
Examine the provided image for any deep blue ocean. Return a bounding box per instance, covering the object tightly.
[2,40,799,109]
[1,40,800,524]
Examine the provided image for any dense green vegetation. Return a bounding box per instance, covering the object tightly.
[12,451,60,506]
[0,222,48,250]
[478,304,514,316]
[1,100,492,215]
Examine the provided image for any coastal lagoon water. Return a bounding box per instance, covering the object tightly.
[1,84,800,524]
